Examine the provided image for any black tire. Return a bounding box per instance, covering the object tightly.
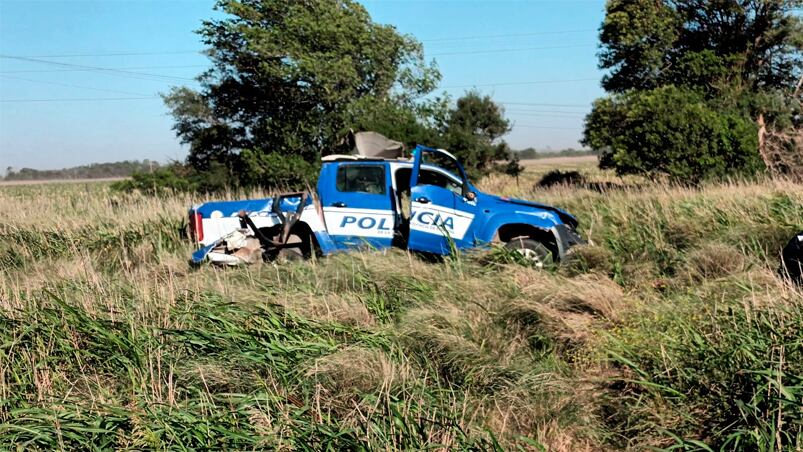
[782,231,803,285]
[277,232,314,262]
[505,237,554,268]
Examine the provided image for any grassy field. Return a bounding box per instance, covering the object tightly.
[1,158,802,450]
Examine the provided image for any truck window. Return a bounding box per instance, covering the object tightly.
[395,167,462,196]
[419,169,462,195]
[336,165,386,195]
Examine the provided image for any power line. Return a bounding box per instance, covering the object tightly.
[430,43,592,56]
[442,78,598,89]
[0,96,160,103]
[505,107,586,114]
[499,101,590,108]
[504,111,587,117]
[505,108,587,113]
[0,55,197,84]
[0,64,208,74]
[4,50,202,58]
[421,29,596,43]
[0,75,151,97]
[2,30,597,59]
[513,124,584,130]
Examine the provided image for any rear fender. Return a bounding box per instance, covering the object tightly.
[299,205,337,255]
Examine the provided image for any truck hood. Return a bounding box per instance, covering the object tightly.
[485,194,579,229]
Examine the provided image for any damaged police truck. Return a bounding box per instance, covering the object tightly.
[188,140,583,267]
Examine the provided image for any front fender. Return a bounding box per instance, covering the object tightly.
[480,211,561,241]
[479,211,582,260]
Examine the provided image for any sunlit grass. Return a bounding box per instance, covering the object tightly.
[1,163,802,450]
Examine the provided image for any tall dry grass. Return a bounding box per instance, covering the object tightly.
[1,171,802,450]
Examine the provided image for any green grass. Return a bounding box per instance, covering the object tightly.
[1,169,802,450]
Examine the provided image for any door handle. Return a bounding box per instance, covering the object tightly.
[415,197,430,204]
[331,202,347,208]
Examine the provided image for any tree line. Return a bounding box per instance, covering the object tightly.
[3,160,161,182]
[516,148,598,160]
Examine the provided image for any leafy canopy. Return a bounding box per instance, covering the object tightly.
[585,0,802,181]
[585,86,761,182]
[441,91,512,178]
[164,0,440,188]
[600,0,803,94]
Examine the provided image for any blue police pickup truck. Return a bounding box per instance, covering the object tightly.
[188,145,583,266]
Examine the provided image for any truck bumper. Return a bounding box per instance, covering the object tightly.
[552,224,585,261]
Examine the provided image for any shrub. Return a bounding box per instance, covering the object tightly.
[111,162,232,195]
[584,86,763,183]
[537,170,587,188]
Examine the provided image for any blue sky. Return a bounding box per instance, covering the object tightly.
[0,0,606,170]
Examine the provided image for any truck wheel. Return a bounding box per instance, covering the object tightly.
[506,237,553,268]
[782,231,803,285]
[276,233,311,262]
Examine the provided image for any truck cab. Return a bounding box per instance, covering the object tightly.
[189,146,583,265]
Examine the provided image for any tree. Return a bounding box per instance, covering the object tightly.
[598,0,679,93]
[504,152,524,186]
[585,86,761,182]
[165,0,440,188]
[586,0,802,180]
[442,91,512,177]
[600,0,803,95]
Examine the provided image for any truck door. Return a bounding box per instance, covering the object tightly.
[406,148,476,254]
[319,162,395,250]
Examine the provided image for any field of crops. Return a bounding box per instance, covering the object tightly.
[2,160,803,450]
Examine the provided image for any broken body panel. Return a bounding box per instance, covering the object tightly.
[189,146,583,265]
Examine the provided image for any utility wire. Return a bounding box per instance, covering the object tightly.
[0,64,208,74]
[1,30,597,59]
[504,107,587,112]
[442,78,598,89]
[6,50,202,58]
[513,124,584,130]
[0,55,197,83]
[0,96,160,103]
[0,74,151,96]
[421,29,597,42]
[505,111,585,119]
[498,101,590,108]
[430,43,592,56]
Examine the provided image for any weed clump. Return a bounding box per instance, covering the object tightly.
[505,272,626,350]
[306,346,408,405]
[685,242,746,280]
[561,244,615,276]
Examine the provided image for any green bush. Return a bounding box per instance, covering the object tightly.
[111,162,232,195]
[584,86,763,183]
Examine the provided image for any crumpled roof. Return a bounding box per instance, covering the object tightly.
[353,131,404,159]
